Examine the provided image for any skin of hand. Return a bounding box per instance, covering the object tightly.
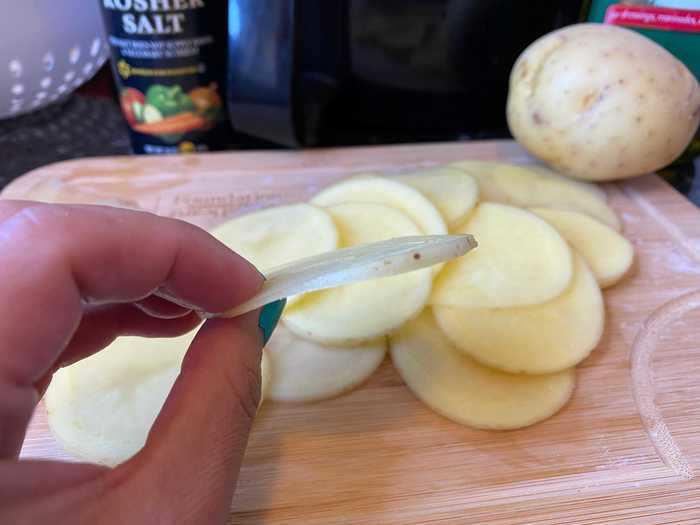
[0,200,274,524]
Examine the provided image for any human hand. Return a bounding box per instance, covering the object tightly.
[0,201,281,524]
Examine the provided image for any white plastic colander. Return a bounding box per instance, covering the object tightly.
[1,2,109,120]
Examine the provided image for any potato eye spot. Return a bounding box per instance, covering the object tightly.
[580,89,606,112]
[518,61,529,79]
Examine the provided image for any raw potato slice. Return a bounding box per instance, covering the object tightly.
[390,310,575,430]
[528,165,608,202]
[211,203,338,306]
[530,208,634,288]
[394,168,479,227]
[450,160,620,231]
[261,351,272,402]
[224,234,475,317]
[311,176,448,236]
[284,203,432,345]
[434,255,604,374]
[211,203,338,270]
[47,329,272,466]
[431,202,573,308]
[266,323,386,402]
[45,331,196,466]
[312,175,448,275]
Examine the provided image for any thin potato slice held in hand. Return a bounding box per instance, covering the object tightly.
[211,203,338,305]
[311,176,447,236]
[434,255,604,374]
[450,160,620,231]
[530,208,634,288]
[431,202,573,309]
[266,323,386,402]
[390,310,575,430]
[224,234,475,317]
[45,331,196,466]
[284,203,432,345]
[394,168,479,227]
[312,175,448,274]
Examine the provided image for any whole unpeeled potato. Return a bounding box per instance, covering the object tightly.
[507,23,700,181]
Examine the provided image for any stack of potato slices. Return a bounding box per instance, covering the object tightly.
[46,161,633,465]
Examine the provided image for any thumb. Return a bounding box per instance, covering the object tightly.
[107,301,284,524]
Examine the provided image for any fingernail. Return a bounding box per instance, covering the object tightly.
[258,298,285,346]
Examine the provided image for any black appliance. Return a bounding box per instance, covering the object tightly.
[227,0,586,148]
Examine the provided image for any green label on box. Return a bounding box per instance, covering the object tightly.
[588,1,700,79]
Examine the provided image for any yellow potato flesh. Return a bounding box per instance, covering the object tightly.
[45,331,196,466]
[450,160,620,230]
[393,168,479,227]
[311,175,447,236]
[261,351,272,402]
[211,203,338,271]
[284,202,432,345]
[266,323,386,402]
[431,202,573,308]
[531,207,634,288]
[434,255,604,374]
[46,328,272,466]
[211,203,338,306]
[390,310,575,430]
[528,165,608,202]
[312,175,448,275]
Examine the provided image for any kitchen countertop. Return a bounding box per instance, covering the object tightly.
[11,140,700,524]
[0,96,131,188]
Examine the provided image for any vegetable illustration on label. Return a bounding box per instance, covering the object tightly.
[146,85,195,117]
[120,87,145,126]
[100,1,231,154]
[120,82,222,140]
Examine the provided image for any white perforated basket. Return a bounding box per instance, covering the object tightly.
[1,2,109,120]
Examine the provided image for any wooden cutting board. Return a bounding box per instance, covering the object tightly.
[6,140,700,524]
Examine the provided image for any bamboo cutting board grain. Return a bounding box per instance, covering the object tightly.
[6,140,700,524]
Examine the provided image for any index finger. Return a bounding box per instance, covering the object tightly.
[0,201,263,387]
